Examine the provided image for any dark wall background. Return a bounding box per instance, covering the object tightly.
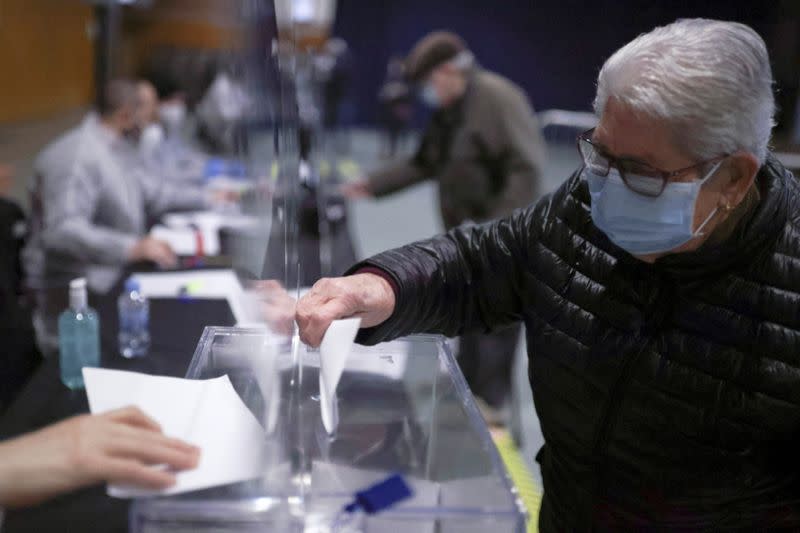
[334,0,798,130]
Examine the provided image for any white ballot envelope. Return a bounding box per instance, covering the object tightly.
[83,368,267,497]
[318,318,361,434]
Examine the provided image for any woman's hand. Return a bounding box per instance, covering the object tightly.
[0,406,200,508]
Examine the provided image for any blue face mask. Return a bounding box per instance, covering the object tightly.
[420,82,441,108]
[585,161,723,255]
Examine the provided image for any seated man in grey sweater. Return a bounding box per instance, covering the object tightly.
[24,80,214,351]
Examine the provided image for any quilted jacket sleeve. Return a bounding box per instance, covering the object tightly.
[350,176,572,345]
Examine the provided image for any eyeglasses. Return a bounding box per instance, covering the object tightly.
[577,128,727,197]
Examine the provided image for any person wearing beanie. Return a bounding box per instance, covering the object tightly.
[344,30,546,419]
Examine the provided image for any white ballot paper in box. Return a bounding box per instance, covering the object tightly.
[318,318,361,435]
[83,368,267,497]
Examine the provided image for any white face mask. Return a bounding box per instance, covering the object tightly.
[159,101,186,131]
[586,160,723,255]
[139,123,165,156]
[420,82,441,108]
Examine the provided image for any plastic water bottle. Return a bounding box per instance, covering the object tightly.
[59,278,100,389]
[118,278,150,358]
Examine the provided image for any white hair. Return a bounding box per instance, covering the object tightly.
[594,18,775,164]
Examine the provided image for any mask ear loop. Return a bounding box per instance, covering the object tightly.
[693,206,719,237]
[692,160,725,237]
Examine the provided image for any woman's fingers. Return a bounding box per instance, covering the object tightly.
[96,457,177,490]
[105,406,161,433]
[108,426,200,470]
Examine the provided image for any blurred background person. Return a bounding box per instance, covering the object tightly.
[0,164,40,412]
[317,37,354,141]
[135,79,208,183]
[378,56,413,158]
[344,30,547,420]
[135,80,166,167]
[23,79,214,353]
[195,61,252,155]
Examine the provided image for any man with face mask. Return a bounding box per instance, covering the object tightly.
[346,31,545,227]
[136,80,166,165]
[135,79,206,183]
[295,19,800,530]
[24,79,213,352]
[345,31,546,419]
[159,96,187,138]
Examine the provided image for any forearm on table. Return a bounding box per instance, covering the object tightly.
[0,432,67,509]
[42,221,138,265]
[147,185,209,217]
[367,161,429,197]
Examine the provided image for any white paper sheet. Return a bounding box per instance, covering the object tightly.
[158,211,258,257]
[346,343,409,380]
[83,368,267,497]
[318,318,361,434]
[131,269,255,325]
[300,342,408,381]
[162,211,256,232]
[150,225,213,256]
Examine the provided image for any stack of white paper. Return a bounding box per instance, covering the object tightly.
[154,211,259,257]
[131,269,255,325]
[83,368,267,497]
[150,225,203,256]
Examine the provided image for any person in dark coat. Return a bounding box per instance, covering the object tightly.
[345,31,546,414]
[0,165,40,411]
[378,57,413,157]
[295,19,800,530]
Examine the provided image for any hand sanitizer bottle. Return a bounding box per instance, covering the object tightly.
[59,278,100,389]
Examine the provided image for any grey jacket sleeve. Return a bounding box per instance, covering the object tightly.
[367,117,442,197]
[137,166,209,218]
[40,163,138,265]
[366,160,429,198]
[494,90,545,210]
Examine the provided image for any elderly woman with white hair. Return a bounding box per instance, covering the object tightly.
[294,19,800,529]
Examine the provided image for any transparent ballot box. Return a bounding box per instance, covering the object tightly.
[130,327,526,532]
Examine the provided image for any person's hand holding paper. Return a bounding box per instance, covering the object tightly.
[83,368,267,497]
[295,275,395,347]
[0,407,199,509]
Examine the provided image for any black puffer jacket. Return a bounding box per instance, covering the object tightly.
[353,156,800,531]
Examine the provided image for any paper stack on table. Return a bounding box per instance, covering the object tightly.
[83,368,267,497]
[152,211,259,257]
[131,269,256,325]
[150,225,204,256]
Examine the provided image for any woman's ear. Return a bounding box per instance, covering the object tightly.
[721,151,759,208]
